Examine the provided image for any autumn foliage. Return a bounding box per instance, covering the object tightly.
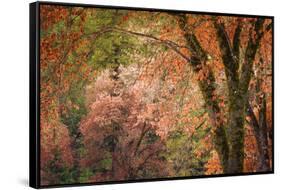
[39,4,273,186]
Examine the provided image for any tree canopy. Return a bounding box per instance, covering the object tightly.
[39,5,273,185]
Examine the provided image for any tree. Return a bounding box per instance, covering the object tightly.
[39,5,273,184]
[80,69,169,181]
[160,14,272,173]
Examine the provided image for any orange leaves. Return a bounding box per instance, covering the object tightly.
[40,6,96,184]
[197,68,205,82]
[40,5,68,30]
[40,5,93,125]
[38,5,273,182]
[205,150,223,175]
[196,65,211,82]
[243,124,259,172]
[40,36,61,63]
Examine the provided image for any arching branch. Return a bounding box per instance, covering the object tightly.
[107,27,191,62]
[77,27,191,63]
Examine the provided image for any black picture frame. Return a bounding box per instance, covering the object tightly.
[30,1,274,189]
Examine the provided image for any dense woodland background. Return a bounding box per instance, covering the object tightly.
[39,5,272,186]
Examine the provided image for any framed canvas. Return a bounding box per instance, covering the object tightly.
[30,1,274,188]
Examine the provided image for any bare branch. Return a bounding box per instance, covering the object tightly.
[233,20,243,61]
[107,27,191,62]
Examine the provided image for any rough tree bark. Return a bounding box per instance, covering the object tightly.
[212,17,245,173]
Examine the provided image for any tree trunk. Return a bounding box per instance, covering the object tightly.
[212,17,269,173]
[197,72,229,172]
[247,96,270,171]
[175,14,269,174]
[176,14,229,172]
[226,91,245,173]
[258,95,270,171]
